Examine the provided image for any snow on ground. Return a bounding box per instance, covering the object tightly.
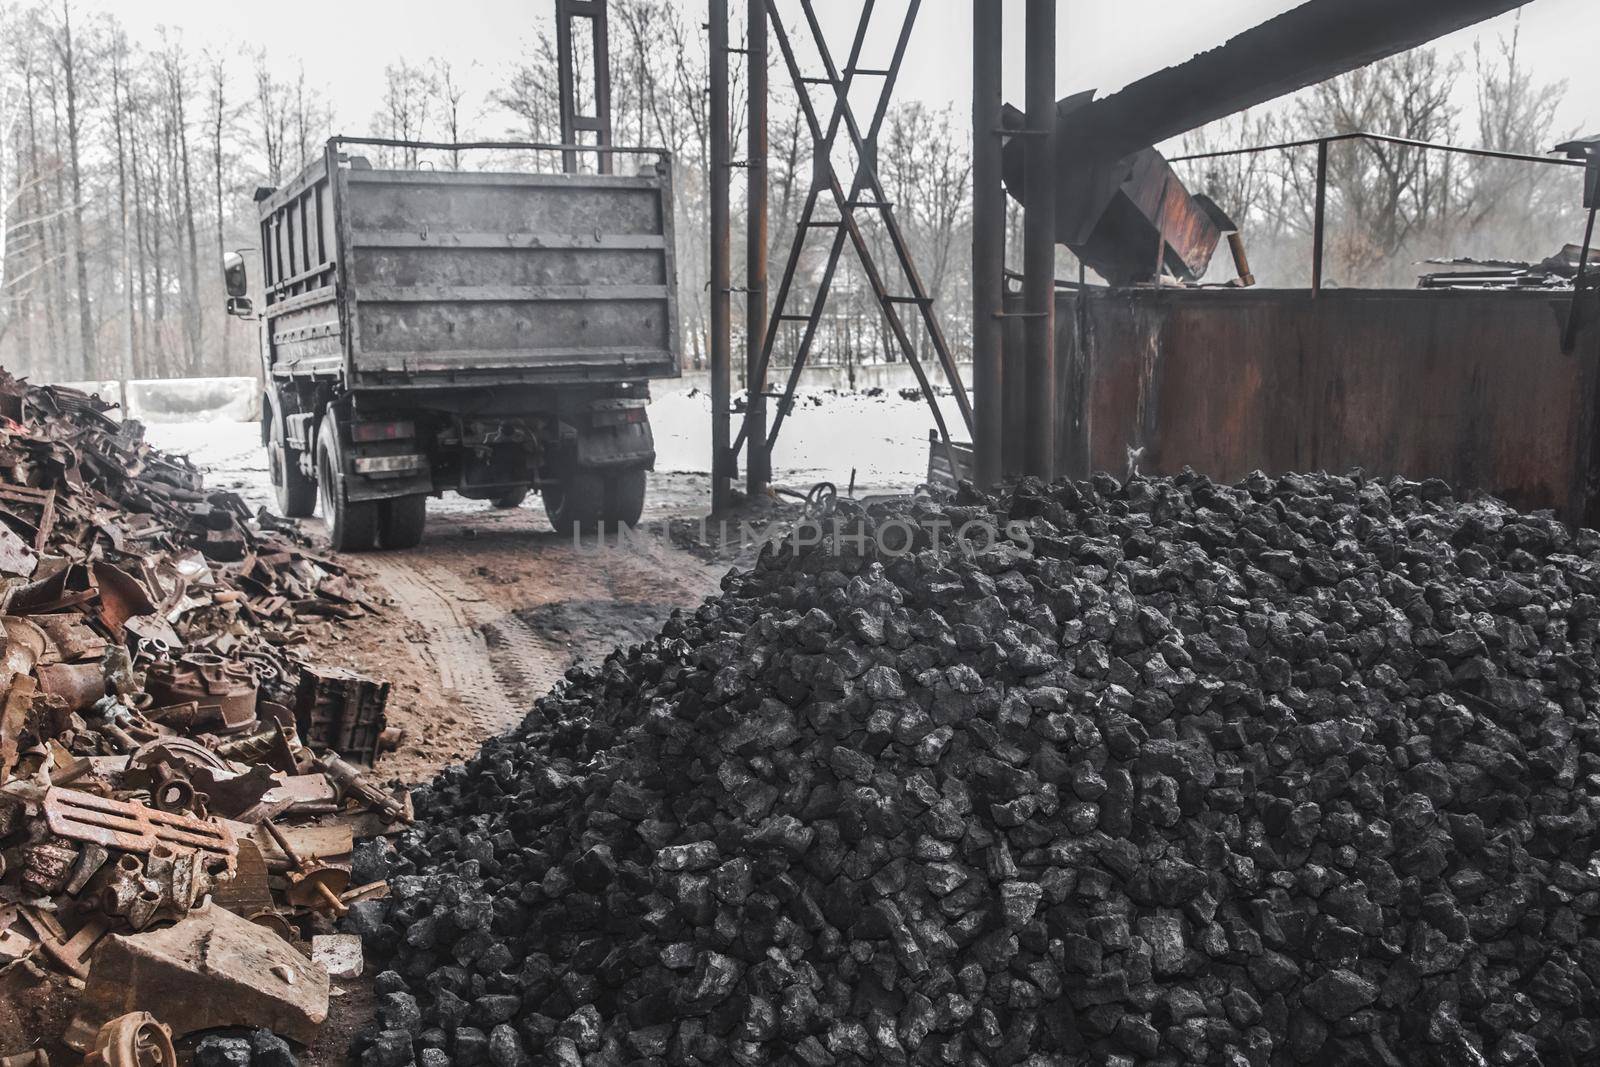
[144,384,963,516]
[652,386,968,495]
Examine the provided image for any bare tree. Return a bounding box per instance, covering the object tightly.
[158,31,204,372]
[253,50,289,185]
[375,60,436,167]
[0,2,23,305]
[110,29,135,378]
[207,52,230,363]
[432,58,468,169]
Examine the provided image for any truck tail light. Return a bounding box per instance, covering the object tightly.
[625,408,646,424]
[352,420,415,442]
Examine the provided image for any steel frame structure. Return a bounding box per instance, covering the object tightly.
[555,0,614,175]
[728,0,975,488]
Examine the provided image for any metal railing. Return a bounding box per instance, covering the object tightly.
[328,136,670,171]
[1168,131,1587,295]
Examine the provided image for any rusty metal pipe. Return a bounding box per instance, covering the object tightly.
[972,0,1005,489]
[262,818,346,916]
[745,0,770,496]
[709,0,733,512]
[1312,139,1329,295]
[1022,0,1058,481]
[1228,232,1255,287]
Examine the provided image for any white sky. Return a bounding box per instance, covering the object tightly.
[95,0,1599,148]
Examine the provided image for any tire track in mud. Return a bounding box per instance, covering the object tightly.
[362,556,564,737]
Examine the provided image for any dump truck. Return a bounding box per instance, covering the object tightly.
[222,137,679,550]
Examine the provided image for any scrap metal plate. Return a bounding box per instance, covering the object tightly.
[42,787,237,869]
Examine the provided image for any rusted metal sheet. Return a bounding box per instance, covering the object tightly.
[1037,288,1600,524]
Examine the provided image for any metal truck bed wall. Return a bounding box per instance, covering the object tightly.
[258,155,680,388]
[1018,287,1600,526]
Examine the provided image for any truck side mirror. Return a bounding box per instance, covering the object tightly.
[223,251,249,299]
[226,295,254,317]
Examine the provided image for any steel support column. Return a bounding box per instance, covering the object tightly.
[971,0,1003,489]
[1311,138,1328,295]
[1022,0,1057,481]
[746,0,770,495]
[709,0,733,510]
[556,0,613,175]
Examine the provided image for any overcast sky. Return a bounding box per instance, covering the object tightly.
[97,0,1597,150]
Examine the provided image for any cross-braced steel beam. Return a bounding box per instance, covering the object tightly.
[733,0,974,481]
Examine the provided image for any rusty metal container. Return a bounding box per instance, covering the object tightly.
[293,664,390,765]
[1005,287,1600,525]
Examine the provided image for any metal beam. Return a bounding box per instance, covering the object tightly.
[795,0,973,439]
[709,0,732,511]
[1311,138,1328,295]
[762,0,963,480]
[972,0,1003,489]
[1061,0,1531,162]
[746,0,770,495]
[555,0,614,175]
[745,2,876,458]
[1022,0,1057,481]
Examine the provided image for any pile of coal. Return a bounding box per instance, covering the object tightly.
[361,470,1600,1066]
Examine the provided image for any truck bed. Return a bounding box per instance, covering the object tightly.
[260,153,680,389]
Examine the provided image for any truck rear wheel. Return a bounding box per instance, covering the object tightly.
[316,417,378,552]
[603,469,647,527]
[543,472,605,536]
[270,414,316,518]
[379,495,427,550]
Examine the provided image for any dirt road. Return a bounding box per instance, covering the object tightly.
[308,500,724,784]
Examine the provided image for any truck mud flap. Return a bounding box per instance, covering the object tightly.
[575,422,655,471]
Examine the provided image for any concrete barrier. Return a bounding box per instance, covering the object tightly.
[126,377,259,423]
[45,377,260,423]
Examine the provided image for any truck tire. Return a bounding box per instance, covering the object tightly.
[316,417,379,552]
[603,468,647,527]
[543,472,605,536]
[379,495,427,550]
[269,413,317,518]
[491,489,528,509]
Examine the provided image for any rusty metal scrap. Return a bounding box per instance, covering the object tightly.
[0,374,401,1046]
[143,654,258,734]
[40,788,237,868]
[82,1012,176,1067]
[65,903,330,1048]
[293,663,390,763]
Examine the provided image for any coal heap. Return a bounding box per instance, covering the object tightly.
[362,471,1600,1066]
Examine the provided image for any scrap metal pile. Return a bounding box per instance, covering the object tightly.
[1417,244,1600,290]
[0,373,404,1059]
[366,472,1600,1066]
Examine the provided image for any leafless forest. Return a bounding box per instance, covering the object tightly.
[0,1,1583,385]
